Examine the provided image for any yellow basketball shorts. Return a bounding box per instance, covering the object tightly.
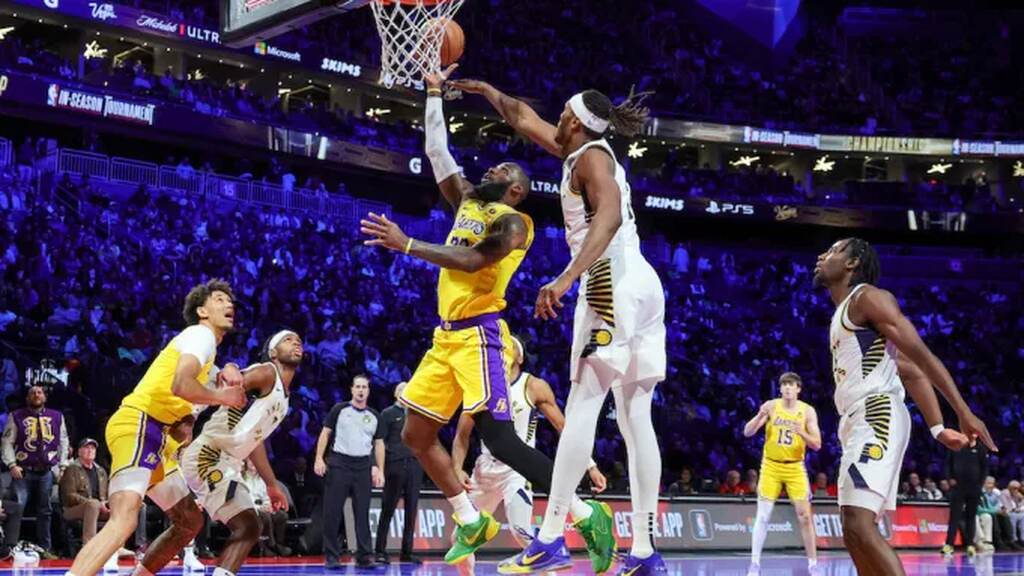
[758,459,811,501]
[401,313,514,424]
[107,405,180,487]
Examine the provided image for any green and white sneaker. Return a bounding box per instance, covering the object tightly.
[574,500,618,574]
[445,511,501,564]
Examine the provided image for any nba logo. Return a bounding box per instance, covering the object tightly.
[690,510,713,541]
[47,84,60,107]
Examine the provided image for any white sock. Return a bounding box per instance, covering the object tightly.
[183,544,196,558]
[570,497,592,522]
[537,365,609,543]
[131,565,154,576]
[808,558,817,569]
[212,568,235,576]
[613,381,662,559]
[751,499,775,565]
[448,491,480,524]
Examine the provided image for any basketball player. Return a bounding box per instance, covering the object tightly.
[64,279,247,576]
[181,330,301,576]
[451,79,667,575]
[742,372,821,575]
[360,65,615,568]
[451,337,608,576]
[814,238,996,575]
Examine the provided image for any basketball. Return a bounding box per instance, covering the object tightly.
[426,17,464,66]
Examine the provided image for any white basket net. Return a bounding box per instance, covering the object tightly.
[370,0,465,89]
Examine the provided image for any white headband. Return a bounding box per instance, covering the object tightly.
[268,330,298,353]
[569,93,609,134]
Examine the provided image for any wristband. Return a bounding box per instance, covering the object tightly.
[587,458,598,470]
[404,238,414,254]
[930,424,945,439]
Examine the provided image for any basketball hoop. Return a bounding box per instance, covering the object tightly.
[370,0,465,89]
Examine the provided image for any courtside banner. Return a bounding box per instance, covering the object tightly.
[357,494,952,553]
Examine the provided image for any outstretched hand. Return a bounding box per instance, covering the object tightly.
[361,212,410,252]
[534,275,572,320]
[424,63,458,90]
[936,428,970,452]
[959,410,998,452]
[448,78,492,95]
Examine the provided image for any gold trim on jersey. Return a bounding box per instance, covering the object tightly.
[859,394,892,462]
[586,259,615,327]
[196,443,223,488]
[861,335,887,377]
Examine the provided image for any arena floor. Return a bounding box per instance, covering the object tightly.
[14,552,1024,575]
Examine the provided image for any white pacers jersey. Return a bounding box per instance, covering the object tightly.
[829,284,905,415]
[199,363,289,460]
[479,371,536,470]
[560,139,640,259]
[560,139,667,384]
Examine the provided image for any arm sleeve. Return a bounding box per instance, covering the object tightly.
[58,418,70,466]
[424,96,462,184]
[1,416,16,468]
[175,325,217,365]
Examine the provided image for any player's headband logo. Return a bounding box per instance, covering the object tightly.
[569,93,608,134]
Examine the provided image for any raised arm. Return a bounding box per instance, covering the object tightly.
[449,79,561,157]
[743,401,772,438]
[362,212,527,273]
[536,149,622,319]
[424,65,474,209]
[852,287,996,451]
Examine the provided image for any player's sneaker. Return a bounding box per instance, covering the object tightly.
[967,544,978,556]
[445,511,500,565]
[616,552,667,576]
[498,536,572,574]
[746,562,760,576]
[182,546,206,572]
[942,544,954,557]
[574,500,617,573]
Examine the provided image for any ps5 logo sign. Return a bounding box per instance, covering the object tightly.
[705,201,754,216]
[88,2,117,21]
[408,157,422,175]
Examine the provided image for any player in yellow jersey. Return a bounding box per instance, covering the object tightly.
[742,372,823,576]
[65,280,247,576]
[359,65,615,569]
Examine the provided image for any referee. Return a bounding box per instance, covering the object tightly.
[315,375,383,569]
[373,382,422,565]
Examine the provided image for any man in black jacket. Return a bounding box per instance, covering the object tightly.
[373,383,422,565]
[943,439,987,556]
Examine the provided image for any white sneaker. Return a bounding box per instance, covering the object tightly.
[747,562,760,576]
[182,548,205,572]
[103,552,120,572]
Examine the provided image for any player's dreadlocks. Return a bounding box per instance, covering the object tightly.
[581,86,653,139]
[844,238,880,286]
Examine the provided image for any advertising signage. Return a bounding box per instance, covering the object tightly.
[46,83,156,125]
[8,0,365,78]
[366,494,954,553]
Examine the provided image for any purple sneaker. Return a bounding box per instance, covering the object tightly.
[498,536,573,574]
[616,552,668,576]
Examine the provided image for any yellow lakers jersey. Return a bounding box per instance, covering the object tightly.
[121,325,216,424]
[763,399,808,462]
[438,200,534,321]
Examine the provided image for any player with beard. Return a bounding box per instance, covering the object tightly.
[360,65,614,568]
[181,330,302,576]
[814,238,995,574]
